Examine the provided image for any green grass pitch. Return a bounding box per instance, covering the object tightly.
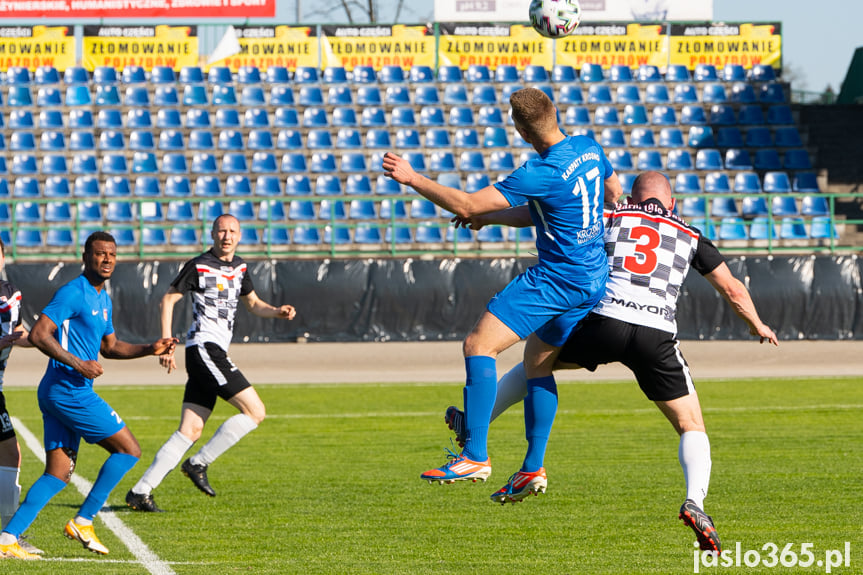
[2,376,860,574]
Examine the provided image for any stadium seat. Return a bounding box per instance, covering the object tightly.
[489,151,515,171]
[37,87,63,106]
[741,196,769,217]
[240,86,266,106]
[724,148,753,170]
[564,106,591,126]
[64,66,90,84]
[465,173,490,193]
[693,64,719,82]
[359,107,386,127]
[141,228,167,247]
[186,109,211,129]
[170,227,200,246]
[810,216,838,239]
[701,83,727,104]
[72,154,98,175]
[623,104,649,125]
[443,84,469,106]
[132,152,159,174]
[666,149,693,171]
[718,217,748,240]
[552,64,576,83]
[749,64,777,82]
[340,152,368,173]
[332,107,357,127]
[664,64,690,82]
[255,176,283,197]
[695,149,723,170]
[783,149,812,170]
[712,196,740,217]
[363,129,391,149]
[15,229,42,248]
[386,85,412,106]
[774,126,803,147]
[708,104,736,126]
[594,106,620,125]
[178,66,203,84]
[779,217,808,239]
[74,176,100,198]
[732,172,762,193]
[101,154,129,174]
[759,82,787,103]
[164,176,192,197]
[628,128,655,148]
[327,86,353,106]
[379,199,407,219]
[345,175,372,195]
[680,196,706,217]
[636,150,664,171]
[738,105,766,126]
[292,226,321,246]
[459,151,486,172]
[156,109,182,129]
[376,175,402,195]
[767,105,794,125]
[793,172,820,193]
[250,152,277,173]
[658,127,685,148]
[763,171,792,193]
[716,127,744,148]
[636,65,662,82]
[336,128,362,149]
[351,225,380,245]
[285,175,312,196]
[161,153,188,174]
[409,65,434,83]
[225,175,252,197]
[753,149,782,171]
[134,176,161,197]
[579,63,604,82]
[322,67,348,84]
[429,151,456,172]
[314,175,342,196]
[688,218,716,240]
[248,129,274,150]
[600,128,627,148]
[721,64,746,82]
[674,173,702,194]
[587,84,613,105]
[310,152,337,173]
[106,201,134,222]
[129,130,156,151]
[420,106,445,127]
[680,105,707,125]
[319,199,346,221]
[771,196,799,216]
[609,150,634,171]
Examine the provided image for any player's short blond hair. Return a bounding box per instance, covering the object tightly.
[510,87,558,141]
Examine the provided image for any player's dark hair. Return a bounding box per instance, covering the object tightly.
[84,231,117,254]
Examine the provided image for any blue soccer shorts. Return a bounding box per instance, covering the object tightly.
[38,380,126,453]
[486,263,607,347]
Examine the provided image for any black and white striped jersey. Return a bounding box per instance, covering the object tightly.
[172,250,254,351]
[592,198,724,334]
[0,280,23,388]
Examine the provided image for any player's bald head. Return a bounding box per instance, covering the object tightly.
[630,171,673,208]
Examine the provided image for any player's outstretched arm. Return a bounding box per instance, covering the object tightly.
[382,152,510,218]
[704,262,778,346]
[29,314,103,378]
[453,205,532,231]
[242,291,297,320]
[604,172,624,204]
[100,333,178,360]
[159,288,184,374]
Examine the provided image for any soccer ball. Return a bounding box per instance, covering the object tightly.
[529,0,581,38]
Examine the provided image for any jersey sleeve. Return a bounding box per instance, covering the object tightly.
[104,298,115,338]
[240,263,254,296]
[692,235,725,275]
[40,281,79,327]
[493,164,539,207]
[170,258,199,294]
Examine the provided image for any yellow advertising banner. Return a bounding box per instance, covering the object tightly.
[83,25,198,71]
[669,23,781,70]
[0,26,75,71]
[555,23,668,69]
[438,23,552,70]
[320,24,434,70]
[212,26,318,72]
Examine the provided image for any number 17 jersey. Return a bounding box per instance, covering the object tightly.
[593,198,724,334]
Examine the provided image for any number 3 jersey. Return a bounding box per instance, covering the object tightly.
[0,280,22,390]
[592,198,724,334]
[171,250,254,351]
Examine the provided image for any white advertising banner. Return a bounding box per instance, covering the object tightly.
[434,0,712,23]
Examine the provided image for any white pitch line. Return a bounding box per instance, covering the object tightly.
[11,416,176,575]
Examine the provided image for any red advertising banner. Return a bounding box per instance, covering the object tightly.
[0,0,274,18]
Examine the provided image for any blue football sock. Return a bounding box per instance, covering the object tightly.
[462,355,497,462]
[3,474,67,537]
[78,453,139,521]
[522,375,558,472]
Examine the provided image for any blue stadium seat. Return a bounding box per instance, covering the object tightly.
[783,149,812,170]
[674,172,702,194]
[741,196,769,217]
[465,64,491,83]
[169,227,199,246]
[285,175,312,196]
[248,129,274,150]
[600,128,627,148]
[658,127,684,148]
[379,199,407,219]
[636,65,661,82]
[298,86,325,107]
[290,200,317,221]
[279,152,306,173]
[609,150,633,171]
[763,171,792,193]
[239,227,263,246]
[364,129,392,149]
[793,172,820,193]
[161,153,188,174]
[376,175,402,195]
[459,151,486,172]
[401,152,426,171]
[73,176,99,198]
[244,108,270,128]
[779,217,808,239]
[322,67,348,84]
[629,127,655,148]
[292,66,318,84]
[489,151,515,171]
[810,216,838,239]
[665,64,690,82]
[15,229,42,248]
[392,107,417,127]
[680,196,706,217]
[749,64,777,82]
[240,86,266,106]
[292,226,321,246]
[688,218,716,240]
[185,108,211,129]
[219,153,246,174]
[708,104,736,125]
[40,131,66,153]
[759,82,786,103]
[249,152,277,173]
[318,199,346,221]
[336,128,362,149]
[101,154,129,174]
[94,85,119,106]
[429,151,456,172]
[257,199,285,222]
[687,126,715,148]
[594,105,620,125]
[724,148,753,170]
[680,105,707,125]
[695,148,723,170]
[766,105,794,125]
[552,64,576,83]
[310,152,337,173]
[666,149,693,171]
[39,109,63,129]
[64,66,90,84]
[623,104,648,125]
[177,66,203,84]
[72,154,98,175]
[715,127,744,148]
[670,84,697,105]
[107,201,134,222]
[386,85,412,106]
[154,108,181,129]
[413,85,440,106]
[132,152,159,174]
[465,173,490,193]
[409,65,434,83]
[355,85,382,107]
[379,65,406,84]
[359,107,385,127]
[730,82,757,104]
[712,196,740,217]
[327,86,353,106]
[738,105,766,126]
[718,217,748,240]
[14,201,41,222]
[721,64,746,82]
[225,175,252,197]
[649,105,677,125]
[314,175,342,196]
[587,84,613,105]
[129,130,155,151]
[274,129,302,150]
[733,171,762,193]
[771,195,798,217]
[340,152,367,173]
[420,106,445,127]
[774,126,802,147]
[693,64,719,82]
[164,176,192,197]
[482,127,509,148]
[236,65,261,84]
[579,63,604,82]
[134,176,161,197]
[753,149,782,171]
[37,87,63,106]
[42,176,70,198]
[636,150,663,170]
[255,176,283,197]
[345,174,372,195]
[348,199,377,220]
[443,84,469,105]
[140,228,167,247]
[701,83,727,104]
[494,65,519,83]
[69,131,96,152]
[564,106,591,126]
[330,107,357,128]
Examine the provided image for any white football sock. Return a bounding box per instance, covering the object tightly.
[491,363,529,422]
[679,430,712,510]
[190,414,258,467]
[0,466,21,531]
[132,431,194,495]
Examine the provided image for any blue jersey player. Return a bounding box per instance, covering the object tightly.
[382,87,623,499]
[0,232,176,560]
